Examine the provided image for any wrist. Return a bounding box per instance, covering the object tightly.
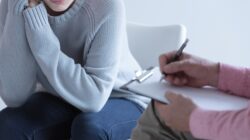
[23,2,48,30]
[28,0,41,8]
[208,62,219,87]
[188,106,198,132]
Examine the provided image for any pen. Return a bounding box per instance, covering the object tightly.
[160,38,189,82]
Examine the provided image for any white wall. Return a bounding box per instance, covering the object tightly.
[124,0,250,67]
[0,0,5,110]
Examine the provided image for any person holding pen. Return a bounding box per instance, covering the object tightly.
[132,50,250,140]
[0,0,149,139]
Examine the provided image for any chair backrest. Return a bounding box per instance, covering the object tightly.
[126,23,187,69]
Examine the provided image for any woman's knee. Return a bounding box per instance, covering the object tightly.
[71,113,108,140]
[0,108,28,140]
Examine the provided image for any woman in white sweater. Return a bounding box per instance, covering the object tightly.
[0,0,149,139]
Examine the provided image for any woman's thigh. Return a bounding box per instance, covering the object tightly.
[0,92,79,140]
[71,98,144,140]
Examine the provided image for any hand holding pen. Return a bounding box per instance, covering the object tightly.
[160,38,189,82]
[159,39,220,87]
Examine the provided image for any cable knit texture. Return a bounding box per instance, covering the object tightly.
[0,0,150,111]
[190,63,250,140]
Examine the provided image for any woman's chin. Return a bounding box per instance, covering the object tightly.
[44,0,75,15]
[50,6,67,12]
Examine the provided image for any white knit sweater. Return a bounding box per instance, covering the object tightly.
[0,0,150,112]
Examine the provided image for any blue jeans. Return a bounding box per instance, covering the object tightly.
[0,92,144,140]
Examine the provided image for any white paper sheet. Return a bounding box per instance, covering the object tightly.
[127,67,249,111]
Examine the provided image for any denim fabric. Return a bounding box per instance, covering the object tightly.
[0,92,143,140]
[0,92,79,140]
[71,98,144,140]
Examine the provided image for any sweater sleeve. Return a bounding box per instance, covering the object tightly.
[0,0,8,39]
[0,0,37,107]
[218,63,250,98]
[189,63,250,140]
[190,104,250,140]
[23,3,124,112]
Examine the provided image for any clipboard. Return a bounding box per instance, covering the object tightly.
[120,67,249,111]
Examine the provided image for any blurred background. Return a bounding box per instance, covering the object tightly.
[124,0,250,67]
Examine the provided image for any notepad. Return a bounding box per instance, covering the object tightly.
[126,67,249,111]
